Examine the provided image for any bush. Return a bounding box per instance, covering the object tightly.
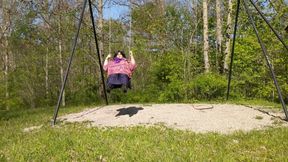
[188,73,226,100]
[67,84,102,105]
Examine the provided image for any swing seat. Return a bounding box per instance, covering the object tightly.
[107,74,131,93]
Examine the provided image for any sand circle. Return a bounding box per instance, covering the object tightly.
[60,104,286,134]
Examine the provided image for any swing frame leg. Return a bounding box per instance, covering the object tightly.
[226,0,288,120]
[52,0,108,126]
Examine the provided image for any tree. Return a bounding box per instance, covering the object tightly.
[97,0,105,99]
[156,0,165,16]
[0,0,16,110]
[203,0,210,73]
[216,0,222,72]
[224,0,233,72]
[58,0,66,106]
[97,0,104,59]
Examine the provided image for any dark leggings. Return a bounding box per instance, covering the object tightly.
[107,74,131,89]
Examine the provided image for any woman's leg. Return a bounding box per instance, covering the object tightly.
[106,74,119,92]
[118,74,130,92]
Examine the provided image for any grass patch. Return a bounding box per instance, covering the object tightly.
[1,103,288,161]
[227,99,282,110]
[272,118,285,125]
[255,116,263,120]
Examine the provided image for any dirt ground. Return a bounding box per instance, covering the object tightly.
[59,104,287,134]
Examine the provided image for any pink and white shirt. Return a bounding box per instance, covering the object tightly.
[103,59,136,78]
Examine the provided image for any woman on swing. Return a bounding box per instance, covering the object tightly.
[103,50,136,93]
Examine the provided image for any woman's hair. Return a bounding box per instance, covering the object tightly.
[113,50,126,58]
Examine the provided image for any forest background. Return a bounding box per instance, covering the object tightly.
[0,0,287,110]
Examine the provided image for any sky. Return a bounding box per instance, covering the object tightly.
[102,0,288,20]
[103,4,129,20]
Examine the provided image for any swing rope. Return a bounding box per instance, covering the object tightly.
[128,0,132,52]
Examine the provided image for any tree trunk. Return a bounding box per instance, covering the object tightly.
[45,47,49,98]
[224,0,233,72]
[192,0,199,56]
[97,0,104,98]
[216,0,222,72]
[59,30,65,107]
[44,0,50,100]
[188,0,200,76]
[58,0,65,106]
[156,0,165,16]
[203,0,210,73]
[2,0,11,110]
[4,38,9,110]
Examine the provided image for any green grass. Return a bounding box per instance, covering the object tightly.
[255,115,264,120]
[1,102,288,161]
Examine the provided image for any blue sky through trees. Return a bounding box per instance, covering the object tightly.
[103,3,129,20]
[102,0,288,20]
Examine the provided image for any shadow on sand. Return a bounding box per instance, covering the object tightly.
[115,107,144,117]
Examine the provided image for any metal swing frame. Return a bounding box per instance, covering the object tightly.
[226,0,288,120]
[52,0,108,125]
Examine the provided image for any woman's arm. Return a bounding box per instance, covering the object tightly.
[128,51,136,71]
[129,51,135,65]
[104,54,111,66]
[103,54,111,71]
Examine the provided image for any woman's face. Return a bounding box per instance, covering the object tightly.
[116,52,123,59]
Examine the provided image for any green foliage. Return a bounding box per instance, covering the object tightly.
[188,73,227,100]
[67,84,101,105]
[0,85,5,110]
[151,51,183,85]
[149,51,185,102]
